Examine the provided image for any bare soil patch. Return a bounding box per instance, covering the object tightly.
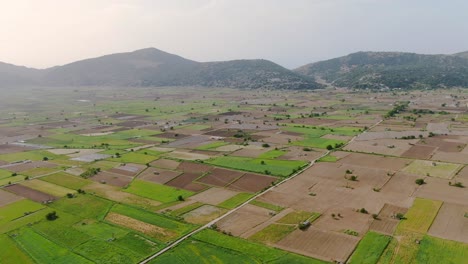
[165,172,207,192]
[0,189,23,206]
[106,212,176,240]
[182,205,227,224]
[428,202,468,243]
[196,168,244,187]
[90,171,132,187]
[216,204,272,236]
[0,144,34,154]
[401,144,437,159]
[150,158,180,170]
[177,161,213,173]
[138,167,181,184]
[4,184,55,203]
[313,207,372,236]
[337,153,410,171]
[228,173,277,193]
[276,227,359,263]
[5,161,56,173]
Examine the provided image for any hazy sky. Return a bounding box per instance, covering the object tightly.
[1,0,467,69]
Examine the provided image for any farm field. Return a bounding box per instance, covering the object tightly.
[0,87,467,263]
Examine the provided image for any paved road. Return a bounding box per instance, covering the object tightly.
[140,119,384,263]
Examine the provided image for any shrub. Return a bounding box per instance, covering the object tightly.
[415,178,425,185]
[46,211,58,221]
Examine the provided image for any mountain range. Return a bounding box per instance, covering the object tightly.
[1,48,468,90]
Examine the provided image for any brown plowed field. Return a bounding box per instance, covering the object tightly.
[4,184,55,203]
[0,189,23,206]
[5,161,57,173]
[401,144,437,159]
[91,172,132,187]
[276,227,359,263]
[196,168,244,187]
[428,202,468,243]
[227,173,276,193]
[189,187,239,205]
[150,159,180,169]
[216,204,272,236]
[165,172,207,192]
[138,167,181,184]
[177,161,213,173]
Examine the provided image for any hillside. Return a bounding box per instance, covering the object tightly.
[0,48,321,90]
[295,51,468,89]
[454,51,468,59]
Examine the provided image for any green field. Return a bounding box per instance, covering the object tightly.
[74,239,142,264]
[195,141,229,150]
[0,150,61,163]
[0,199,45,225]
[0,175,25,186]
[0,234,34,264]
[20,179,76,197]
[250,200,284,212]
[12,227,92,264]
[318,154,338,162]
[218,193,254,209]
[257,149,287,159]
[249,224,296,244]
[402,160,461,179]
[348,231,391,264]
[277,210,320,224]
[396,198,442,234]
[291,137,346,149]
[0,168,13,179]
[125,180,194,203]
[40,172,91,189]
[415,235,468,264]
[21,167,62,177]
[207,156,307,177]
[110,204,194,236]
[48,194,113,220]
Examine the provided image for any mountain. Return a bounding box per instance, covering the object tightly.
[0,62,41,86]
[0,48,321,90]
[454,51,468,59]
[295,51,468,89]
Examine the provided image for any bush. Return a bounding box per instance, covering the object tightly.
[359,208,368,214]
[415,178,425,185]
[262,143,270,148]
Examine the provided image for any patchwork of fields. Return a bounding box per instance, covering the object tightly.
[0,87,467,263]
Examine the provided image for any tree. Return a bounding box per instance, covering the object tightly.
[262,143,270,148]
[326,145,333,150]
[177,195,185,201]
[46,211,58,221]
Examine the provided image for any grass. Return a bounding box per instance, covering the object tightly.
[291,137,346,149]
[402,160,461,179]
[348,231,391,264]
[32,220,92,248]
[0,150,61,163]
[249,224,296,244]
[277,210,320,224]
[0,175,25,186]
[0,199,45,225]
[0,168,13,179]
[20,167,61,177]
[195,141,229,150]
[40,172,91,189]
[250,200,284,212]
[0,209,52,234]
[257,149,287,159]
[125,180,194,203]
[74,239,142,264]
[415,235,468,264]
[110,204,194,235]
[149,239,258,264]
[396,198,442,234]
[12,227,92,264]
[108,152,158,164]
[206,156,308,177]
[0,234,34,264]
[48,194,113,220]
[81,160,120,171]
[218,193,254,209]
[192,229,325,263]
[20,179,76,197]
[113,232,162,256]
[74,220,128,240]
[169,202,204,216]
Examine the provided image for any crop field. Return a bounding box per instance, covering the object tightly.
[207,156,308,177]
[0,87,467,263]
[125,179,194,203]
[348,231,391,264]
[40,172,91,189]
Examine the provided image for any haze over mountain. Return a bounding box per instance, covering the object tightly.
[1,48,468,90]
[296,51,468,89]
[0,48,319,90]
